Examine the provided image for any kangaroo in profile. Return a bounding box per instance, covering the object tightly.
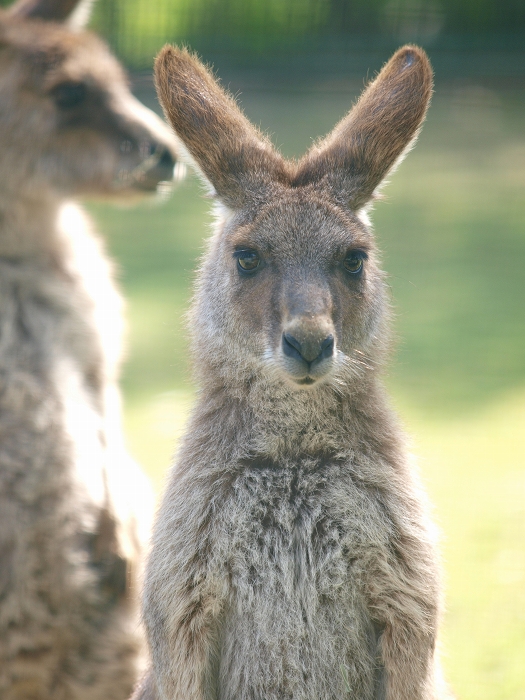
[136,46,452,700]
[0,1,180,698]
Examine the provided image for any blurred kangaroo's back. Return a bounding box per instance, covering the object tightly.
[0,2,180,698]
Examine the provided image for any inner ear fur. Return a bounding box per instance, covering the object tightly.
[155,46,288,209]
[8,0,94,26]
[295,45,433,211]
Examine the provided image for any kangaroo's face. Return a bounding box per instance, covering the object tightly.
[0,1,179,197]
[155,45,432,391]
[206,193,384,389]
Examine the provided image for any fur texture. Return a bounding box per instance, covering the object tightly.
[0,2,180,698]
[138,46,452,700]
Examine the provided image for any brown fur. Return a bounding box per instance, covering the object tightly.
[138,46,453,700]
[154,48,289,208]
[0,2,180,699]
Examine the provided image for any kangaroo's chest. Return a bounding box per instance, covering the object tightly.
[215,458,388,699]
[222,458,387,591]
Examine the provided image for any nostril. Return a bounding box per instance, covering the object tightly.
[319,334,334,360]
[158,147,175,169]
[282,333,305,363]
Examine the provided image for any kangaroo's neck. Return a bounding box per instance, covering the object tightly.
[0,189,63,260]
[0,188,124,384]
[0,187,71,259]
[191,376,404,466]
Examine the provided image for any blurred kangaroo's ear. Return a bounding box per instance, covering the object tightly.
[155,46,288,209]
[295,46,433,211]
[8,0,95,27]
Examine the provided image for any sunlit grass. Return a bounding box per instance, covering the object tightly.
[124,390,193,491]
[411,391,525,700]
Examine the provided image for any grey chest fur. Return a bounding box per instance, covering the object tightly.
[212,456,389,700]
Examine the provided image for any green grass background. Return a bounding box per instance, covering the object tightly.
[88,73,525,699]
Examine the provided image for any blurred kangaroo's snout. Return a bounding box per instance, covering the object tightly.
[123,136,177,191]
[278,279,336,386]
[112,92,181,193]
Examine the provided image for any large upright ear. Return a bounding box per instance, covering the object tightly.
[155,46,288,209]
[8,0,95,28]
[295,46,433,211]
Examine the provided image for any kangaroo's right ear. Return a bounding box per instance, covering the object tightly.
[295,46,433,211]
[8,0,95,28]
[155,46,287,209]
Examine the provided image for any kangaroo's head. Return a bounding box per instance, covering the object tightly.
[155,46,432,393]
[0,0,179,198]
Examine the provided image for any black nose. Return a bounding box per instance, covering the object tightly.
[282,332,334,366]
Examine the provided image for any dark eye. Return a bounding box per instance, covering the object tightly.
[51,82,87,110]
[235,250,261,274]
[343,252,365,275]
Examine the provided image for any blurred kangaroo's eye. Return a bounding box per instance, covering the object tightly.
[52,82,87,110]
[343,252,364,275]
[235,250,261,274]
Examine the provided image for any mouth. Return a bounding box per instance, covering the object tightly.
[282,364,334,389]
[155,162,187,199]
[280,353,335,388]
[295,376,317,386]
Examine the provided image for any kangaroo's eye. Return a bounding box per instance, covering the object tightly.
[343,252,364,275]
[235,250,260,274]
[51,82,87,110]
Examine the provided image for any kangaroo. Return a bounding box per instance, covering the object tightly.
[136,46,453,700]
[0,1,180,699]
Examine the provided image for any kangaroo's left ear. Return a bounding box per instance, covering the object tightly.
[295,45,433,211]
[8,0,95,28]
[155,46,288,209]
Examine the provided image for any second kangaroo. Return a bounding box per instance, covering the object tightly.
[0,1,179,698]
[139,46,453,700]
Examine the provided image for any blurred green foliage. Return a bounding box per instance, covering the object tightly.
[87,0,525,68]
[2,0,525,31]
[2,0,524,69]
[92,0,524,68]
